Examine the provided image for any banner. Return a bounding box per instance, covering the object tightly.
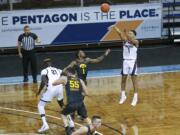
[0,3,162,47]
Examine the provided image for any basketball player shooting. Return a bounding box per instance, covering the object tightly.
[110,25,139,106]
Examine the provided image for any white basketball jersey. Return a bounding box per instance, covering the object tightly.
[123,42,137,60]
[41,66,62,86]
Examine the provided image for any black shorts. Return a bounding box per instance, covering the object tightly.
[61,102,88,119]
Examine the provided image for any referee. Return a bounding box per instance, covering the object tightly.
[17,25,41,83]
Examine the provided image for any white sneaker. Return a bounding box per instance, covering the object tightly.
[131,99,138,106]
[119,95,127,104]
[120,124,127,135]
[131,94,138,106]
[132,125,138,135]
[38,124,49,133]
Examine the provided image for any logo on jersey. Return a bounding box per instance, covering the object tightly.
[69,80,80,91]
[80,64,87,74]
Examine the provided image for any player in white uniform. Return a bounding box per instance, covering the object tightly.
[36,58,64,133]
[113,26,139,106]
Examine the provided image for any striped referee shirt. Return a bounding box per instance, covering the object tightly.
[18,33,38,51]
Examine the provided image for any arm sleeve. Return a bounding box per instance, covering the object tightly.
[18,35,23,42]
[32,33,38,40]
[41,69,47,76]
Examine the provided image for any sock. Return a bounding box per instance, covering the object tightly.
[38,101,46,115]
[38,101,47,125]
[121,90,125,97]
[132,125,138,135]
[121,124,127,134]
[134,93,138,99]
[67,115,75,128]
[41,115,47,125]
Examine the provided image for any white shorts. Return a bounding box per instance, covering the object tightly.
[121,59,137,75]
[40,85,63,102]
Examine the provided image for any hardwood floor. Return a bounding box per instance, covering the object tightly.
[0,72,180,135]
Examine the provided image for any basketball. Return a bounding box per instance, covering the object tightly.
[101,3,110,13]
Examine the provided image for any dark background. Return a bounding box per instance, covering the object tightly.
[0,44,179,77]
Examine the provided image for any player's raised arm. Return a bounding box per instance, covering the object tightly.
[71,126,88,135]
[62,61,77,74]
[113,26,127,41]
[52,76,67,86]
[87,49,111,64]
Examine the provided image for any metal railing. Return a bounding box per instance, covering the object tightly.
[162,0,180,43]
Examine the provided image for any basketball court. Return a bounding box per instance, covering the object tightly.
[1,0,180,135]
[0,70,180,135]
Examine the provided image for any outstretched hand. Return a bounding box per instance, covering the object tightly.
[105,49,111,56]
